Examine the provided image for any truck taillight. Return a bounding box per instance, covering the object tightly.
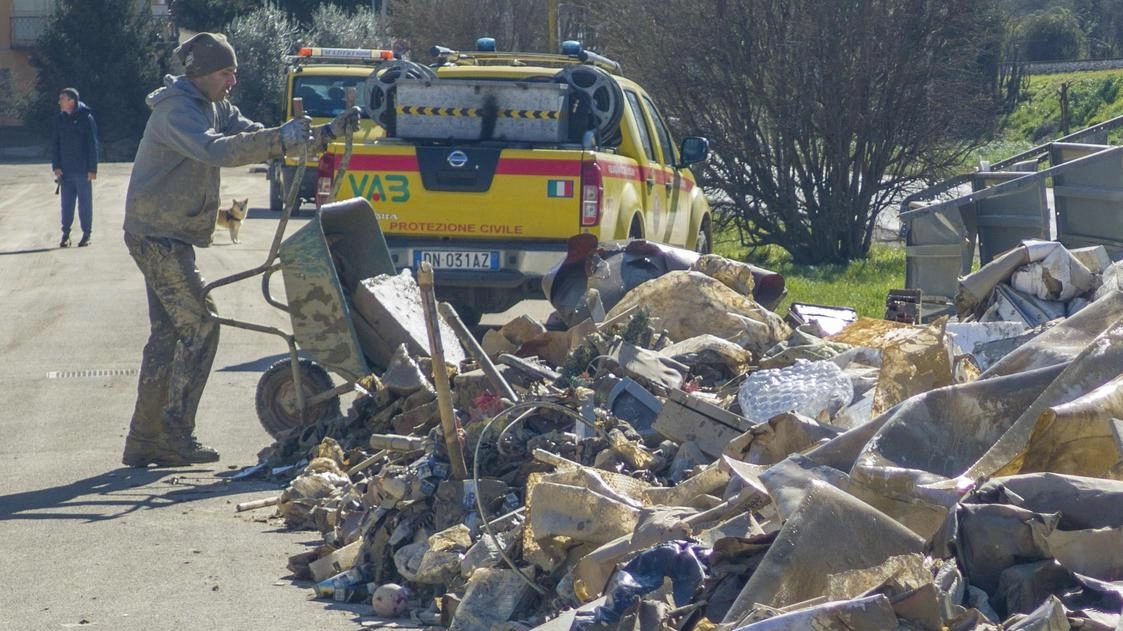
[580,159,602,227]
[315,152,336,208]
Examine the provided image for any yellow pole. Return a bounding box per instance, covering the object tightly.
[417,262,469,480]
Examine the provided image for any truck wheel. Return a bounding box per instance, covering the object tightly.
[255,358,340,439]
[696,216,713,255]
[280,166,302,212]
[628,216,644,240]
[268,164,284,212]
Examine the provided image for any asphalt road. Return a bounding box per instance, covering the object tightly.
[0,162,422,630]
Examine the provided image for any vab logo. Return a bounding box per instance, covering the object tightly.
[447,150,468,168]
[348,173,410,203]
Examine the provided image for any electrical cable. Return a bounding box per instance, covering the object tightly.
[470,400,606,596]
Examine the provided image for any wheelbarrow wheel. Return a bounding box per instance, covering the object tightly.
[255,358,340,439]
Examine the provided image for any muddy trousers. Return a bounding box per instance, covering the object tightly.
[123,232,220,444]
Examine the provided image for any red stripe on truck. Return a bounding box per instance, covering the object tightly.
[345,154,584,177]
[341,153,696,189]
[495,159,581,177]
[346,154,421,171]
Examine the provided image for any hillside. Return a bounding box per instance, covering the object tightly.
[982,68,1123,162]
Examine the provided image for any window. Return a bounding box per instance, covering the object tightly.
[625,91,655,162]
[643,95,677,166]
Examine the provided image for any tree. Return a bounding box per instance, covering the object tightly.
[586,0,1011,264]
[170,0,258,33]
[223,4,301,125]
[1018,8,1086,61]
[27,0,173,159]
[172,0,375,32]
[305,3,389,49]
[385,0,554,59]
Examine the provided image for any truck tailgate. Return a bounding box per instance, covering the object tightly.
[339,145,584,241]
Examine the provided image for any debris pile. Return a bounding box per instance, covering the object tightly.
[240,238,1123,631]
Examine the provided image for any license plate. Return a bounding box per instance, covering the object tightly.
[413,249,499,271]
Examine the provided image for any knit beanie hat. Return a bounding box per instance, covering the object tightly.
[175,32,238,78]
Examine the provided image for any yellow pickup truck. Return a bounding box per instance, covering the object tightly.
[267,46,391,211]
[317,39,712,323]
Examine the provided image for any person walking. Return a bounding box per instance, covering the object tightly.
[121,32,360,467]
[51,87,98,247]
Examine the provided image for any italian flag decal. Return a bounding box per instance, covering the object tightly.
[547,179,574,198]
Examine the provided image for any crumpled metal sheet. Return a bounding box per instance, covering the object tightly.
[849,364,1066,537]
[605,270,791,357]
[603,337,687,390]
[980,289,1123,378]
[950,502,1060,593]
[967,473,1123,583]
[971,473,1123,530]
[991,558,1123,625]
[720,481,925,623]
[724,412,844,467]
[1009,241,1095,302]
[757,453,852,523]
[1016,373,1123,478]
[1004,596,1071,631]
[870,316,954,417]
[823,553,931,602]
[963,316,1123,482]
[801,411,894,474]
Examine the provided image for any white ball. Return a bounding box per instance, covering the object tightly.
[371,582,410,618]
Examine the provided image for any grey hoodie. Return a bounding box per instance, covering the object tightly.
[124,74,284,246]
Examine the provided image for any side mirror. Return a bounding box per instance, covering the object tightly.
[678,136,709,167]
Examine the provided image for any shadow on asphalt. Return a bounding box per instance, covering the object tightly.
[0,467,284,522]
[217,353,288,373]
[0,247,56,256]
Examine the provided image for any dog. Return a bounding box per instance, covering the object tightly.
[216,198,248,243]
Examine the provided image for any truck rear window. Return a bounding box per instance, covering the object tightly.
[293,77,362,118]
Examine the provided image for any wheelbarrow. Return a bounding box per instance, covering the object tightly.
[204,196,397,437]
[203,109,400,438]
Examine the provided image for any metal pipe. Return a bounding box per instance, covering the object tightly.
[438,301,518,402]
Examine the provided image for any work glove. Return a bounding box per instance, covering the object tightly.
[279,115,313,154]
[319,106,362,143]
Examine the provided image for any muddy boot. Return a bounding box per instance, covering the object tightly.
[122,434,219,467]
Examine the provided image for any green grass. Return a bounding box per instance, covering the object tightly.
[713,237,906,319]
[704,69,1123,321]
[1001,70,1123,144]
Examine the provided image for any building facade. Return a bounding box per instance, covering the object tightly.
[0,0,171,125]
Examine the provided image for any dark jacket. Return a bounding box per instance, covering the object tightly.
[51,101,99,176]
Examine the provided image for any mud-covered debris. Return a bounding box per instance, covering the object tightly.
[240,244,1123,631]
